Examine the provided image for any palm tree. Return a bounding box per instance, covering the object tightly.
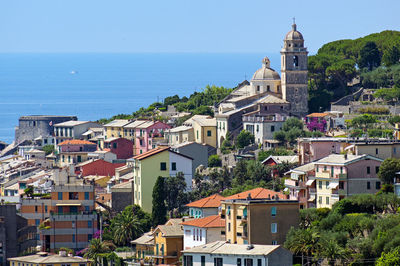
[84,238,111,265]
[112,208,143,246]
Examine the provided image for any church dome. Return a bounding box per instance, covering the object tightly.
[285,23,303,40]
[251,57,280,80]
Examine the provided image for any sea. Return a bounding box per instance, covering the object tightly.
[0,53,281,144]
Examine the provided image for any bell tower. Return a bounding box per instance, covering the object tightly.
[281,21,308,117]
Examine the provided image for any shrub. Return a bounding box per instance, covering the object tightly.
[358,106,390,115]
[208,155,222,167]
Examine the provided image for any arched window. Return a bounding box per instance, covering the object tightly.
[293,56,299,67]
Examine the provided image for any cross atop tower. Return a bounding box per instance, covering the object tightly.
[292,17,297,31]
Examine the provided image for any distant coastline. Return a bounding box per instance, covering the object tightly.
[0,52,280,144]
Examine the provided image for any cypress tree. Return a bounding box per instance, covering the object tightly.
[152,176,167,226]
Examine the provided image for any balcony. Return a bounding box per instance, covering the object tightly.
[309,188,316,194]
[337,173,347,180]
[316,171,331,179]
[241,215,247,222]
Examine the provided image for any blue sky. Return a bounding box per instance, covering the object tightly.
[1,0,399,54]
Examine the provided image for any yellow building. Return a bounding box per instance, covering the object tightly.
[151,219,186,265]
[184,115,217,147]
[131,231,154,261]
[103,119,130,140]
[8,252,92,266]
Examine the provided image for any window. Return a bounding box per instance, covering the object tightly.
[256,125,259,132]
[228,222,231,232]
[376,148,379,155]
[45,205,48,212]
[69,192,79,200]
[88,234,92,241]
[257,85,260,92]
[317,165,319,172]
[160,162,167,171]
[319,196,322,204]
[193,229,195,240]
[88,221,92,228]
[201,256,205,266]
[376,166,379,174]
[207,130,212,137]
[171,162,177,171]
[339,181,344,190]
[271,206,277,217]
[271,125,275,132]
[331,166,334,177]
[58,192,63,200]
[395,147,397,154]
[257,259,262,266]
[197,130,199,139]
[85,206,90,212]
[72,221,76,228]
[324,165,327,171]
[267,85,270,91]
[367,181,371,190]
[326,181,330,189]
[58,206,63,213]
[319,181,322,189]
[113,142,117,149]
[237,258,242,266]
[293,55,299,67]
[84,192,89,200]
[72,234,75,242]
[35,206,38,213]
[35,219,40,226]
[214,258,223,266]
[326,197,329,205]
[244,258,253,266]
[376,181,381,190]
[272,240,278,245]
[367,166,371,174]
[184,256,193,266]
[340,167,343,174]
[271,223,277,233]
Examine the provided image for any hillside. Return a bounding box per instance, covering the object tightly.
[308,30,400,112]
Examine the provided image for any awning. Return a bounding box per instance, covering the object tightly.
[345,144,355,151]
[306,179,315,186]
[308,195,316,202]
[283,187,289,192]
[56,203,82,206]
[328,182,339,189]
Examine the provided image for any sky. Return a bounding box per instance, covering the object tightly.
[0,0,399,55]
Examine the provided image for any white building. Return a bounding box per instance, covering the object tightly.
[182,241,293,266]
[181,215,225,250]
[186,194,226,218]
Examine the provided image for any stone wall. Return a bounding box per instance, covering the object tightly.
[15,116,77,144]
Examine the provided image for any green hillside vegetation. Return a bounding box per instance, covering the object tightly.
[308,30,400,112]
[98,85,232,124]
[285,193,400,265]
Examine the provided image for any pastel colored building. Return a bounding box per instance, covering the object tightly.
[134,121,171,155]
[103,137,133,159]
[57,140,97,167]
[182,241,293,266]
[103,119,131,140]
[310,154,383,208]
[284,163,315,209]
[262,155,298,177]
[298,137,347,165]
[184,115,217,148]
[221,197,299,246]
[186,194,226,218]
[53,121,101,145]
[181,215,225,250]
[151,218,187,265]
[130,147,193,212]
[131,231,154,260]
[165,125,194,146]
[75,159,125,177]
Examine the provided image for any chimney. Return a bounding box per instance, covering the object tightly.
[344,154,348,160]
[246,193,252,200]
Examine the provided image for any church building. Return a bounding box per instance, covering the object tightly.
[216,23,308,147]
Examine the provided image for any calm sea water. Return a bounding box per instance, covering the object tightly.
[0,53,281,144]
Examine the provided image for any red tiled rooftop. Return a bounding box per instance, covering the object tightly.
[186,194,226,208]
[58,139,96,146]
[306,113,328,118]
[181,215,225,228]
[132,146,170,160]
[225,187,287,200]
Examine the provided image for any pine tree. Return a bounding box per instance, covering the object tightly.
[152,176,167,226]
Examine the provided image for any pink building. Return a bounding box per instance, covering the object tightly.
[103,137,134,159]
[298,137,347,165]
[134,121,171,155]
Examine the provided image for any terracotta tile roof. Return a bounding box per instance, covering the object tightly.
[132,146,170,160]
[306,112,328,118]
[58,139,96,146]
[225,187,286,200]
[186,194,226,208]
[181,215,225,228]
